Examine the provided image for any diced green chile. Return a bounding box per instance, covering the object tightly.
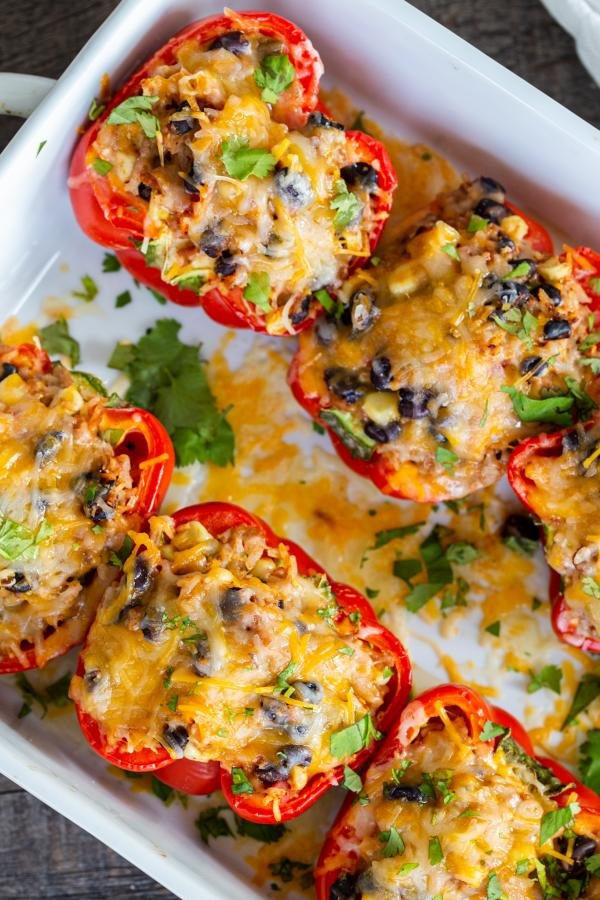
[319,409,375,460]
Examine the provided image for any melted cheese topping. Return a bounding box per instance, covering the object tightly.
[0,344,136,665]
[71,515,394,801]
[294,177,595,498]
[92,29,388,333]
[329,719,599,899]
[522,421,600,637]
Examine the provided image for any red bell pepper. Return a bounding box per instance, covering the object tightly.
[508,417,600,654]
[316,683,600,900]
[74,501,412,823]
[0,344,174,675]
[505,201,553,256]
[69,10,324,249]
[570,246,600,305]
[114,129,397,333]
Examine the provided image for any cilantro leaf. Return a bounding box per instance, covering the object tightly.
[539,803,579,845]
[330,179,361,229]
[243,272,271,312]
[36,140,47,157]
[428,836,443,865]
[195,806,233,845]
[589,277,600,296]
[502,385,574,426]
[485,621,501,636]
[580,729,600,795]
[0,514,52,562]
[107,95,159,139]
[487,872,507,899]
[115,290,132,308]
[373,522,426,548]
[436,446,458,471]
[528,664,563,695]
[379,826,404,858]
[565,376,598,418]
[102,253,121,273]
[342,765,363,793]
[562,674,600,728]
[88,97,105,121]
[221,137,276,180]
[441,242,460,261]
[274,660,298,696]
[586,853,600,875]
[230,767,254,794]
[479,721,509,741]
[393,558,422,584]
[254,53,295,104]
[581,358,600,374]
[92,158,112,176]
[72,274,98,303]
[330,714,381,759]
[445,541,480,564]
[582,576,600,600]
[15,671,72,719]
[39,317,80,366]
[108,318,234,467]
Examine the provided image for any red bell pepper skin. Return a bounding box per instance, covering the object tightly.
[505,202,553,256]
[74,501,412,823]
[113,129,397,333]
[69,10,324,250]
[507,417,600,654]
[571,246,600,305]
[0,345,174,675]
[315,683,600,900]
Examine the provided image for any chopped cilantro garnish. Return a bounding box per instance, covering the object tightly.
[36,140,47,157]
[107,95,159,139]
[441,243,460,261]
[562,674,600,728]
[467,214,488,232]
[72,274,98,303]
[108,318,234,467]
[379,826,404,858]
[102,252,121,272]
[254,53,295,103]
[195,806,233,845]
[487,872,507,899]
[115,290,132,308]
[580,729,600,794]
[330,714,381,759]
[528,664,563,695]
[502,260,532,280]
[274,660,298,697]
[0,515,52,562]
[230,767,254,794]
[243,271,271,312]
[39,317,80,366]
[479,720,509,741]
[428,836,443,865]
[87,97,105,121]
[502,385,574,426]
[435,446,458,471]
[539,803,579,845]
[342,765,363,793]
[92,158,112,175]
[485,620,501,636]
[330,179,360,230]
[221,136,276,180]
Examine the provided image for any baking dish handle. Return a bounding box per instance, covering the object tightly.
[0,73,56,118]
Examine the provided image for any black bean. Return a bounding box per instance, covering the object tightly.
[315,316,338,347]
[398,387,433,419]
[291,680,323,703]
[274,167,313,209]
[188,160,203,186]
[370,356,392,390]
[324,368,365,404]
[4,573,31,593]
[350,288,379,335]
[473,198,509,224]
[220,587,244,623]
[535,281,562,306]
[571,836,597,860]
[307,111,344,130]
[330,873,360,900]
[383,782,429,803]
[163,724,189,753]
[84,669,101,690]
[170,117,196,135]
[117,600,142,627]
[199,228,226,258]
[0,362,17,382]
[131,556,153,600]
[182,176,199,196]
[255,744,312,785]
[140,616,164,642]
[138,182,152,201]
[364,419,401,443]
[543,318,571,340]
[35,431,65,466]
[340,162,378,193]
[290,295,311,325]
[501,513,539,544]
[562,430,580,453]
[557,835,597,878]
[193,636,211,677]
[83,481,115,524]
[476,175,506,198]
[215,250,237,277]
[520,355,547,377]
[208,31,249,55]
[260,698,308,739]
[496,234,516,252]
[497,280,531,308]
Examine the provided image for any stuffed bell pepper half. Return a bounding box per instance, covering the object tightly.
[290,176,600,502]
[69,9,396,334]
[0,342,173,674]
[70,502,411,823]
[316,683,600,899]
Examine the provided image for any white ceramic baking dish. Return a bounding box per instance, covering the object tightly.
[1,2,600,897]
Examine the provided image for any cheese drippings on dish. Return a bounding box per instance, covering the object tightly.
[521,420,600,639]
[71,514,395,800]
[327,717,600,899]
[293,177,595,499]
[0,344,135,666]
[92,27,391,333]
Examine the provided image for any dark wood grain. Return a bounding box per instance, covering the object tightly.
[0,1,599,897]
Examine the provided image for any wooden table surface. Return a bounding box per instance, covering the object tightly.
[1,1,599,897]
